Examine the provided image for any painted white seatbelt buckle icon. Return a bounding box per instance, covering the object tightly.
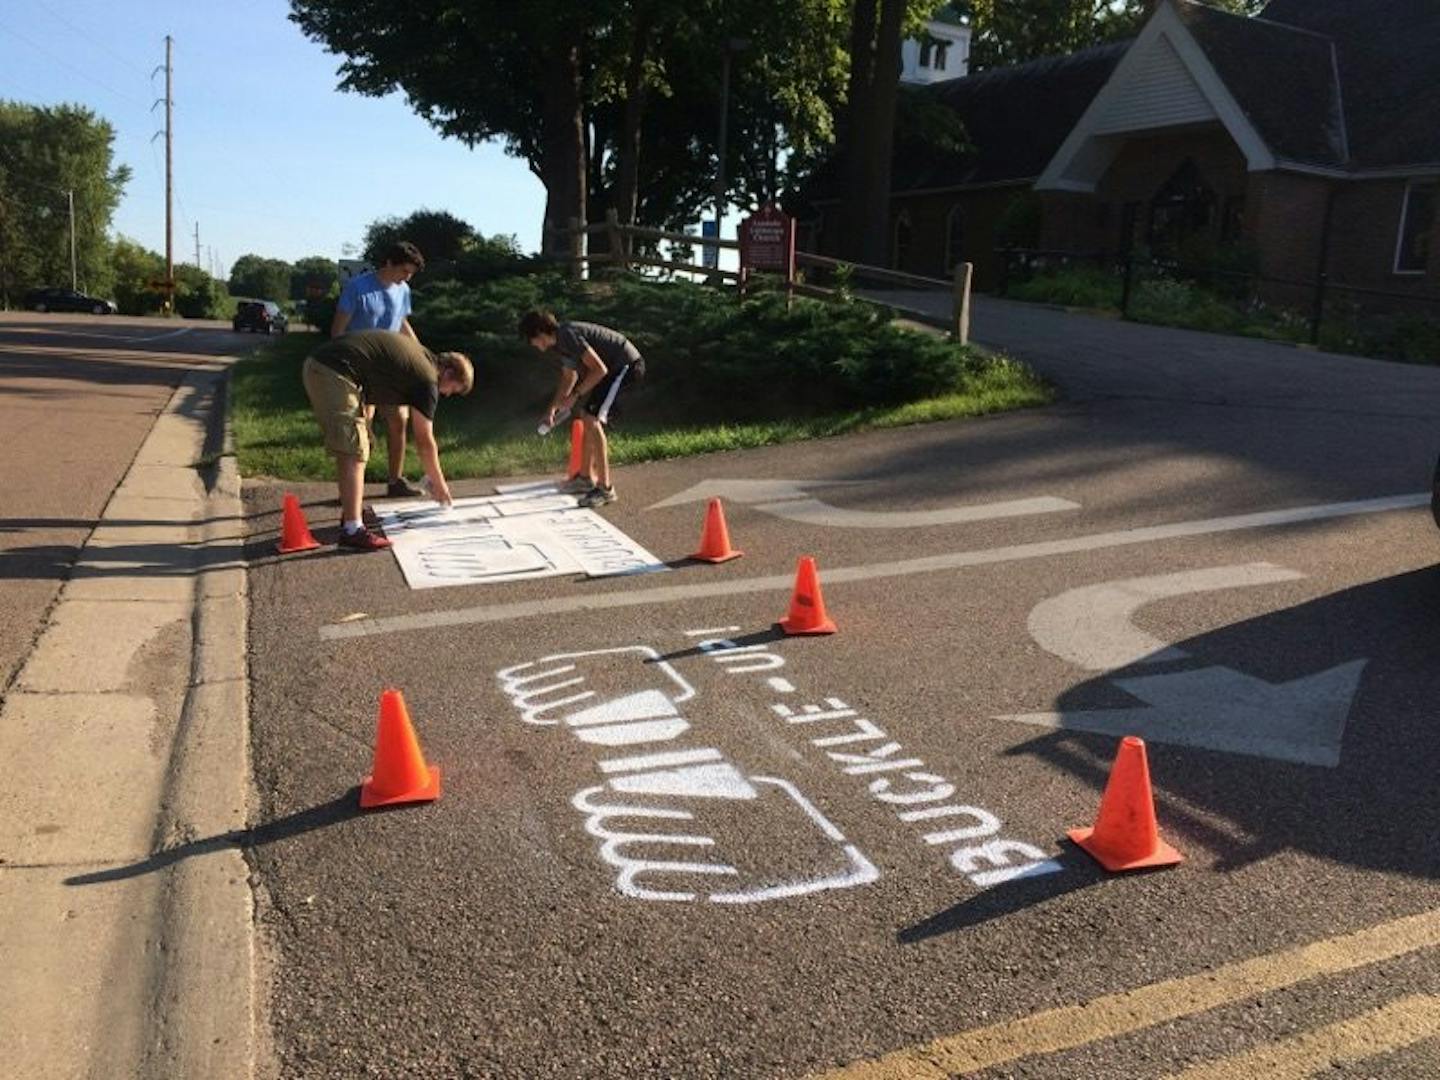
[497,647,879,904]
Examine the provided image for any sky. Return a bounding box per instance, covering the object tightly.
[0,0,549,280]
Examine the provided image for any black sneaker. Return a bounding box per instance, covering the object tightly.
[386,478,422,498]
[337,526,393,552]
[559,475,594,495]
[579,485,617,508]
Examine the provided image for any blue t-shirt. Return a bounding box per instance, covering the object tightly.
[337,270,411,332]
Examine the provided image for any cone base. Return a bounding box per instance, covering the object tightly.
[778,616,837,636]
[360,765,441,809]
[691,549,743,563]
[1067,826,1182,872]
[277,537,321,554]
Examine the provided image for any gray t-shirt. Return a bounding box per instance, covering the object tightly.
[554,321,640,372]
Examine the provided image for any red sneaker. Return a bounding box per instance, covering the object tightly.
[337,526,392,551]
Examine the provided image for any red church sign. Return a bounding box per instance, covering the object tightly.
[739,205,796,280]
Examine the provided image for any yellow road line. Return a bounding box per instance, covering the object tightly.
[1165,994,1440,1079]
[817,908,1440,1079]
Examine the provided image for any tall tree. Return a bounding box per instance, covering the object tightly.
[291,1,851,260]
[291,0,605,262]
[840,0,941,265]
[290,255,339,300]
[228,254,293,301]
[0,102,130,304]
[362,209,477,267]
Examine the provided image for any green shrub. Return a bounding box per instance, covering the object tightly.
[1008,265,1121,309]
[1131,274,1243,333]
[407,273,987,423]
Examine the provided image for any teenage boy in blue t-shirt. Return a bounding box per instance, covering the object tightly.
[331,240,427,498]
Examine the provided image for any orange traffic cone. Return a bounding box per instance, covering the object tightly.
[359,689,442,809]
[1067,736,1181,871]
[778,555,836,635]
[565,419,585,479]
[691,498,743,563]
[277,492,320,554]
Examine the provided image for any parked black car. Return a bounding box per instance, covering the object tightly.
[24,287,117,315]
[233,300,288,334]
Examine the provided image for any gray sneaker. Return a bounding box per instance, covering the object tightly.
[559,475,594,495]
[579,485,617,508]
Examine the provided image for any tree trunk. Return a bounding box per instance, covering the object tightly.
[538,39,587,271]
[841,0,906,267]
[861,0,905,267]
[841,0,879,262]
[615,9,653,256]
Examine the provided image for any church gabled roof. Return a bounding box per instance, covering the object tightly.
[1177,2,1346,167]
[899,41,1128,192]
[1258,0,1440,168]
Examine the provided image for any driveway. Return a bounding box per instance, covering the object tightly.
[242,300,1440,1076]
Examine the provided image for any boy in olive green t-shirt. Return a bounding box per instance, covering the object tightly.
[301,329,474,550]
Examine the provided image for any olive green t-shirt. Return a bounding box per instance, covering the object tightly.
[311,329,440,419]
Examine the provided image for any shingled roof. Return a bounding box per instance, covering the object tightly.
[1176,2,1346,167]
[896,41,1127,192]
[1259,0,1440,168]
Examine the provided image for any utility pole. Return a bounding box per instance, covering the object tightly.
[712,37,748,275]
[194,221,201,268]
[66,189,76,290]
[152,36,174,313]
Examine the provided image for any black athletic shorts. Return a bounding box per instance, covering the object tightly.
[582,356,644,425]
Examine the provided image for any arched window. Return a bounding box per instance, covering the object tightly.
[892,210,913,270]
[1148,160,1216,256]
[945,204,965,271]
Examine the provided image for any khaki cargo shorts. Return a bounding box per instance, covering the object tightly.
[302,356,370,461]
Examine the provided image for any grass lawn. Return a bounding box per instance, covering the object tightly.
[230,279,1054,483]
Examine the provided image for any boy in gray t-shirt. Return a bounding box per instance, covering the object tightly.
[519,309,646,508]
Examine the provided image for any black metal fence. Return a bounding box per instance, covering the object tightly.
[997,248,1440,360]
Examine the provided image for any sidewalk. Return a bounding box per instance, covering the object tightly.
[0,360,258,1078]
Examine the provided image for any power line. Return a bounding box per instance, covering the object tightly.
[35,0,151,80]
[0,23,146,108]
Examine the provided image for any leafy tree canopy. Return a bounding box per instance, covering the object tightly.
[0,101,130,304]
[229,253,293,302]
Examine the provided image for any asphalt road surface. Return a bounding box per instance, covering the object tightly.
[245,308,1440,1078]
[0,312,243,696]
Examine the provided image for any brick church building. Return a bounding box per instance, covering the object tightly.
[801,0,1439,308]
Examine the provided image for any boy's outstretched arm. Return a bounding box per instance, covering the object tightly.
[410,412,453,506]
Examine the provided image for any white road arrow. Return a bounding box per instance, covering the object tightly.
[1003,564,1367,767]
[647,479,860,508]
[1001,661,1366,768]
[648,479,1078,528]
[1027,564,1305,671]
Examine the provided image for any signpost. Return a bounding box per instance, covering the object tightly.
[738,205,796,301]
[700,220,719,271]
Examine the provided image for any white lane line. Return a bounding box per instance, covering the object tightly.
[11,326,197,344]
[751,495,1080,529]
[320,492,1428,641]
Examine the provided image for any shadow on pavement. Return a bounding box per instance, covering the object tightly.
[1006,565,1440,883]
[649,626,788,664]
[63,790,368,886]
[898,857,1104,944]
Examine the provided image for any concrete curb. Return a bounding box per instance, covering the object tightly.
[142,385,258,1080]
